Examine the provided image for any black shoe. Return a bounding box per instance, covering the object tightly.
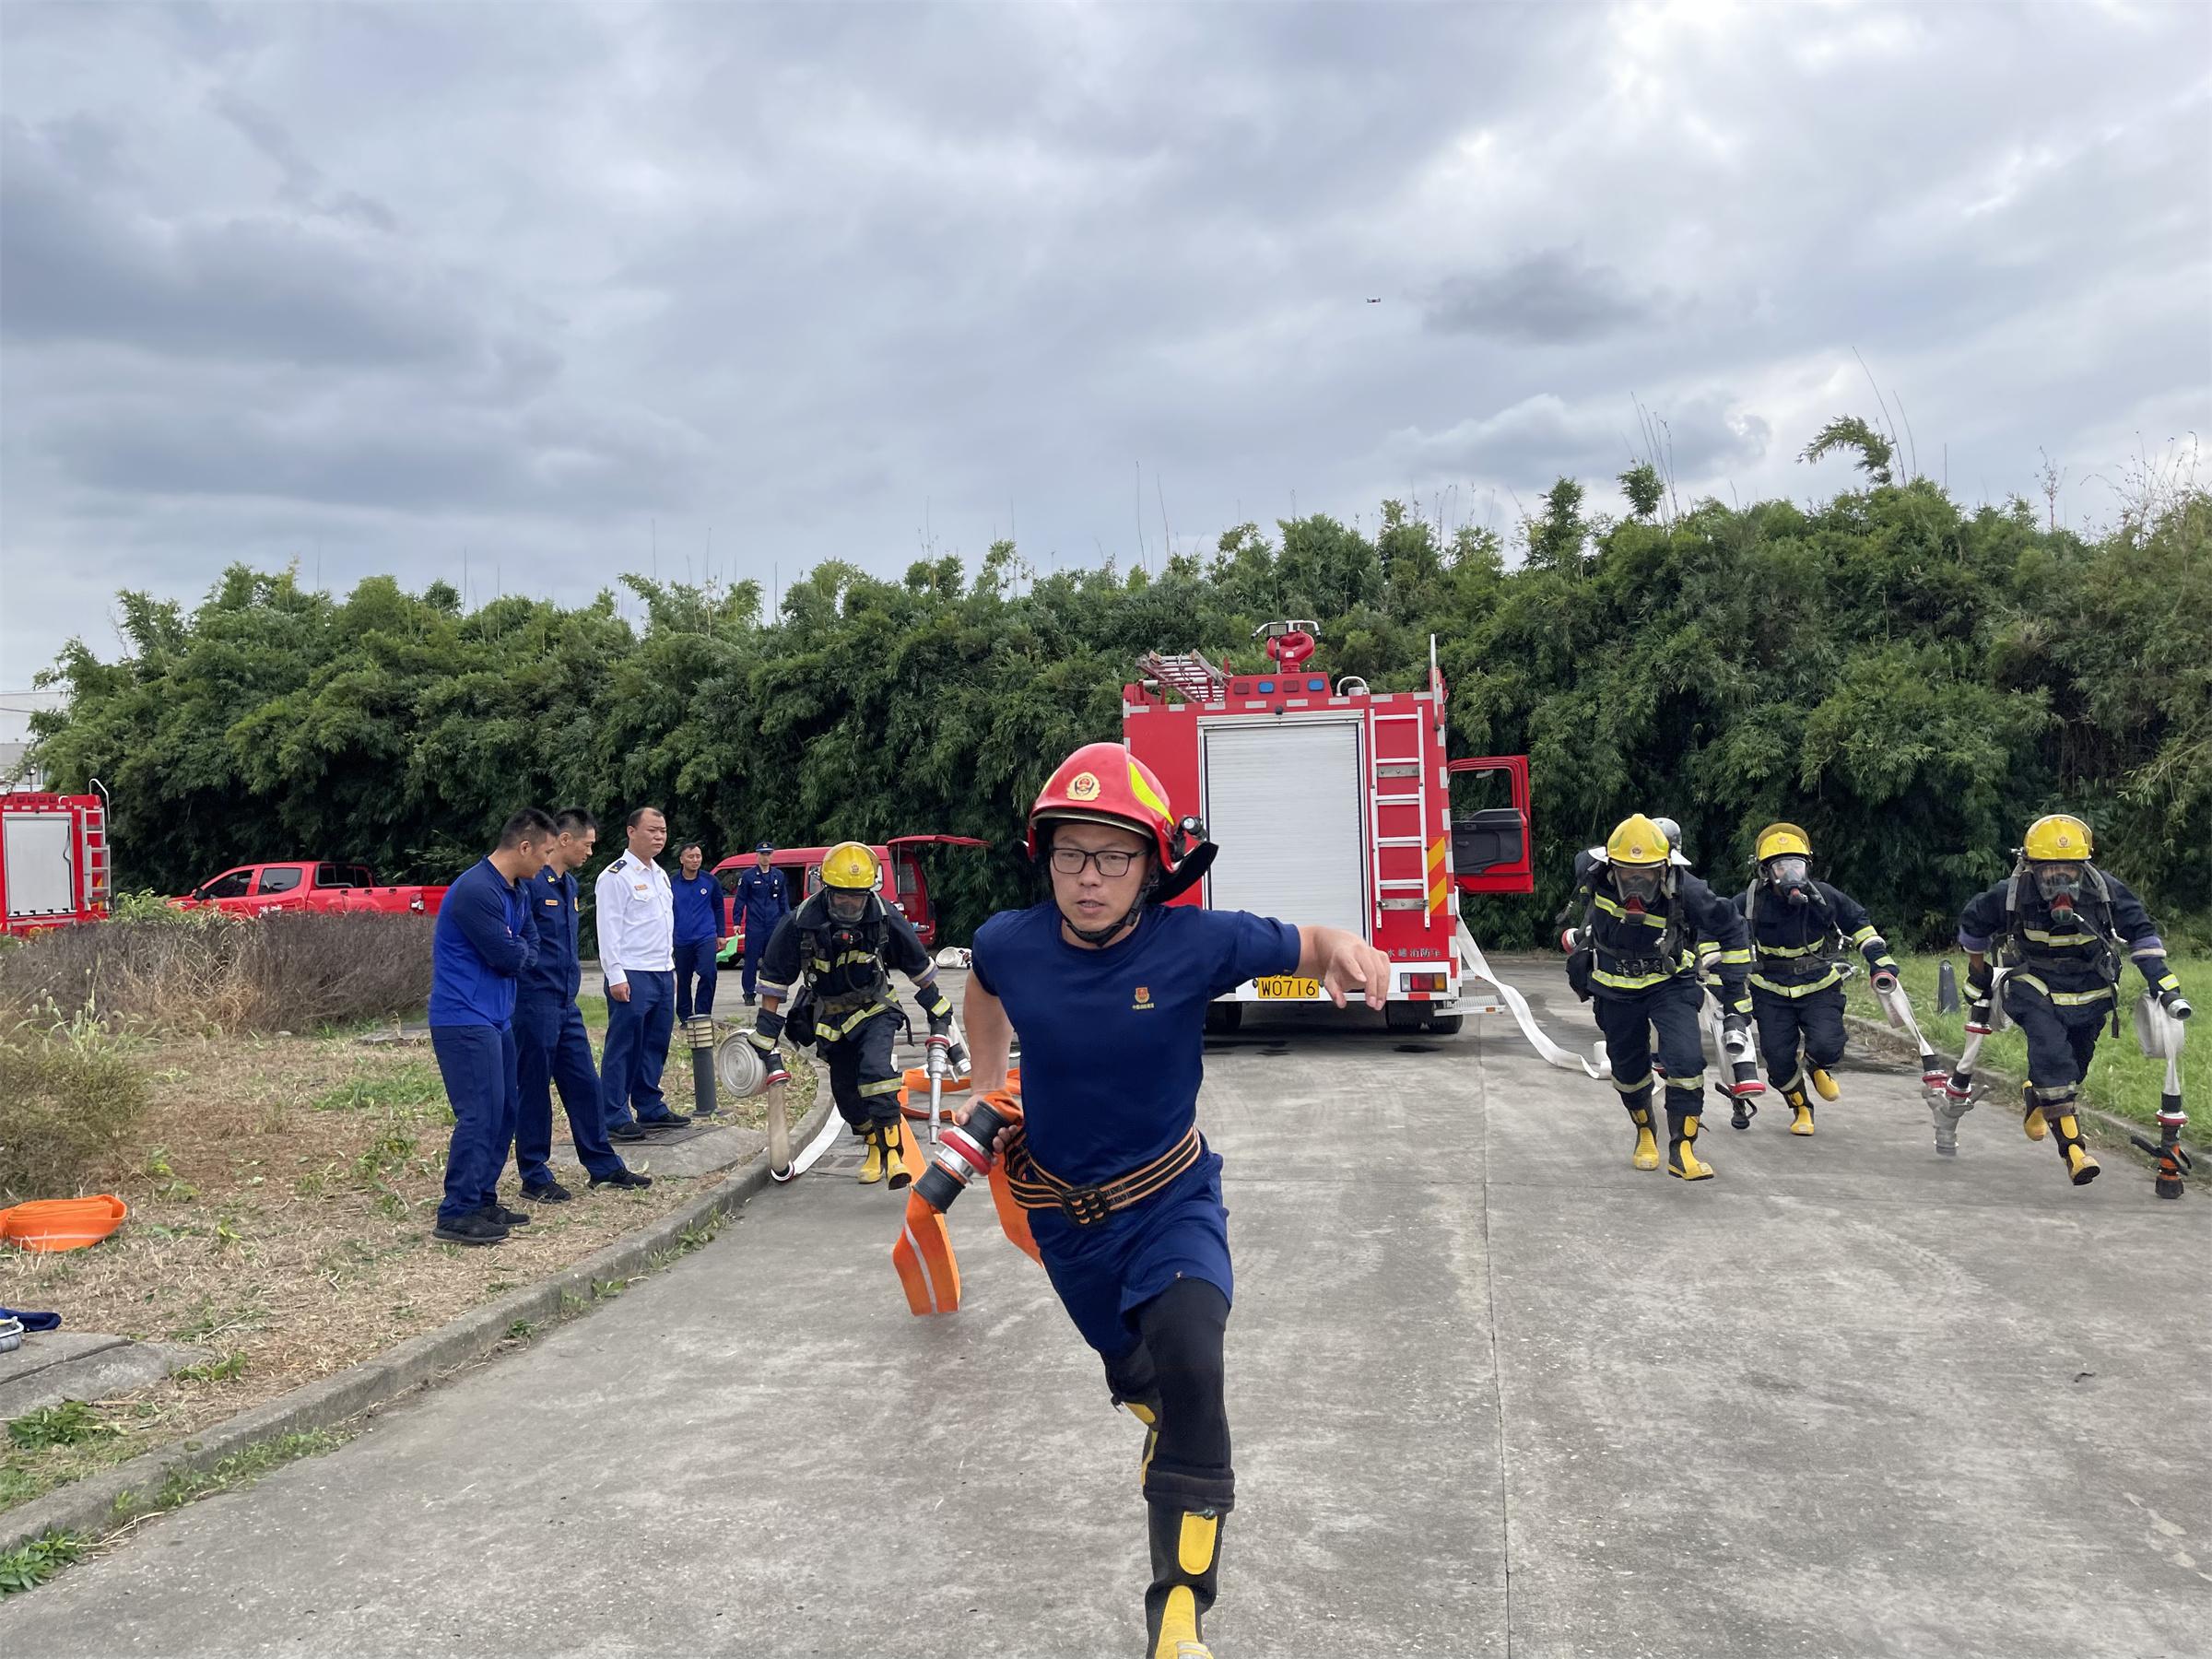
[434,1212,509,1246]
[744,994,757,1006]
[637,1112,691,1132]
[521,1180,573,1204]
[483,1202,533,1227]
[608,1122,648,1142]
[590,1168,654,1190]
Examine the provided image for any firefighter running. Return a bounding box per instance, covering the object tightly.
[958,742,1389,1659]
[1951,815,2192,1186]
[745,841,956,1186]
[1732,823,1902,1137]
[1560,814,1759,1180]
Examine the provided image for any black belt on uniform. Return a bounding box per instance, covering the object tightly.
[1004,1126,1203,1228]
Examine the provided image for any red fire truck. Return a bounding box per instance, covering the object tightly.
[1123,621,1532,1033]
[0,788,112,936]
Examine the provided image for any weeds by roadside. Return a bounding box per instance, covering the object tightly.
[0,1530,83,1595]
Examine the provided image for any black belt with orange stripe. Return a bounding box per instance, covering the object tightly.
[1004,1125,1203,1228]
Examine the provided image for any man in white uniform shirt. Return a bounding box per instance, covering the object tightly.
[595,805,689,1141]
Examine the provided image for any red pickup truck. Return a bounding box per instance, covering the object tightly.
[172,862,448,918]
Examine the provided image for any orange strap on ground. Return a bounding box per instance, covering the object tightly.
[0,1194,129,1252]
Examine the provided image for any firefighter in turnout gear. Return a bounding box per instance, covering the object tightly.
[1956,815,2191,1186]
[747,841,954,1186]
[1733,824,1901,1136]
[1561,815,1758,1180]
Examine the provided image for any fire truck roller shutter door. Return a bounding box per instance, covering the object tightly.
[4,815,77,920]
[1199,719,1369,943]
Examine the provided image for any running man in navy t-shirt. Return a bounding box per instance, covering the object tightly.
[961,741,1390,1659]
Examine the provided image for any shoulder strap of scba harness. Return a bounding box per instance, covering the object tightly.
[796,894,892,985]
[1742,879,1837,951]
[1580,865,1683,968]
[2001,862,2116,935]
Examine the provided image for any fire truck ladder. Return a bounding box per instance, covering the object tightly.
[1369,703,1433,931]
[1137,650,1229,705]
[81,809,111,912]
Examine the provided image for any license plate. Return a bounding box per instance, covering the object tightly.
[1254,975,1321,999]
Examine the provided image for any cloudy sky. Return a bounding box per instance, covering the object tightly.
[2,0,2206,683]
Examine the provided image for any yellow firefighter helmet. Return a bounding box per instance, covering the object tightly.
[1606,814,1670,867]
[820,841,881,891]
[1756,823,1812,863]
[2023,815,2092,863]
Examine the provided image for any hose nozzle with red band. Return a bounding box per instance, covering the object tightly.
[914,1097,1015,1215]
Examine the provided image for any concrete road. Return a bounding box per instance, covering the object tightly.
[6,961,2208,1657]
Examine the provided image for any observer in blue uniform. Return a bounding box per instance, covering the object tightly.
[595,805,689,1141]
[428,808,559,1247]
[670,841,728,1021]
[733,840,791,1006]
[959,742,1390,1659]
[510,807,653,1201]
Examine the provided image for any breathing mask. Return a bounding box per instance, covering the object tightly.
[1766,855,1812,906]
[2032,860,2085,910]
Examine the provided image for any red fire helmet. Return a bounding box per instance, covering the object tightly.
[1027,742,1183,868]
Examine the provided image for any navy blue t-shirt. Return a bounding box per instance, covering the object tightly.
[671,871,727,945]
[970,902,1299,1185]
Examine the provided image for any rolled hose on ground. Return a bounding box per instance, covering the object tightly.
[2131,995,2191,1200]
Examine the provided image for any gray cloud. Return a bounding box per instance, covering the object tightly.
[1387,391,1772,488]
[1423,250,1665,345]
[1,1,2206,680]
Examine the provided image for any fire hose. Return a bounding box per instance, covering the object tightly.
[1455,920,1604,1077]
[2130,995,2192,1201]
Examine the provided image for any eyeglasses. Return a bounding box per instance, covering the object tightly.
[1050,846,1139,877]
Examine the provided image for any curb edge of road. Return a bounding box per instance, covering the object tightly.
[1841,1010,2194,1156]
[0,1089,837,1560]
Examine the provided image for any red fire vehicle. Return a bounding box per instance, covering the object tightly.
[172,861,448,917]
[712,835,990,953]
[0,789,111,935]
[1123,621,1533,1033]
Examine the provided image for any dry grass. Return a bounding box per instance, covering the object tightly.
[1,1024,816,1515]
[0,912,435,1036]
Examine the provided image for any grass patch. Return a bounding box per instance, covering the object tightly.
[1846,953,2209,1143]
[0,1024,817,1522]
[312,1062,444,1113]
[0,1008,150,1203]
[139,1428,347,1516]
[7,1400,116,1452]
[0,1530,84,1596]
[172,1352,248,1384]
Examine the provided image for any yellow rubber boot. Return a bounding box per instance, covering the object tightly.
[884,1121,914,1192]
[2021,1084,2048,1142]
[1787,1088,1817,1136]
[1667,1105,1715,1181]
[1147,1504,1222,1659]
[2049,1112,2100,1186]
[857,1125,886,1185]
[1809,1066,1841,1102]
[1629,1104,1661,1171]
